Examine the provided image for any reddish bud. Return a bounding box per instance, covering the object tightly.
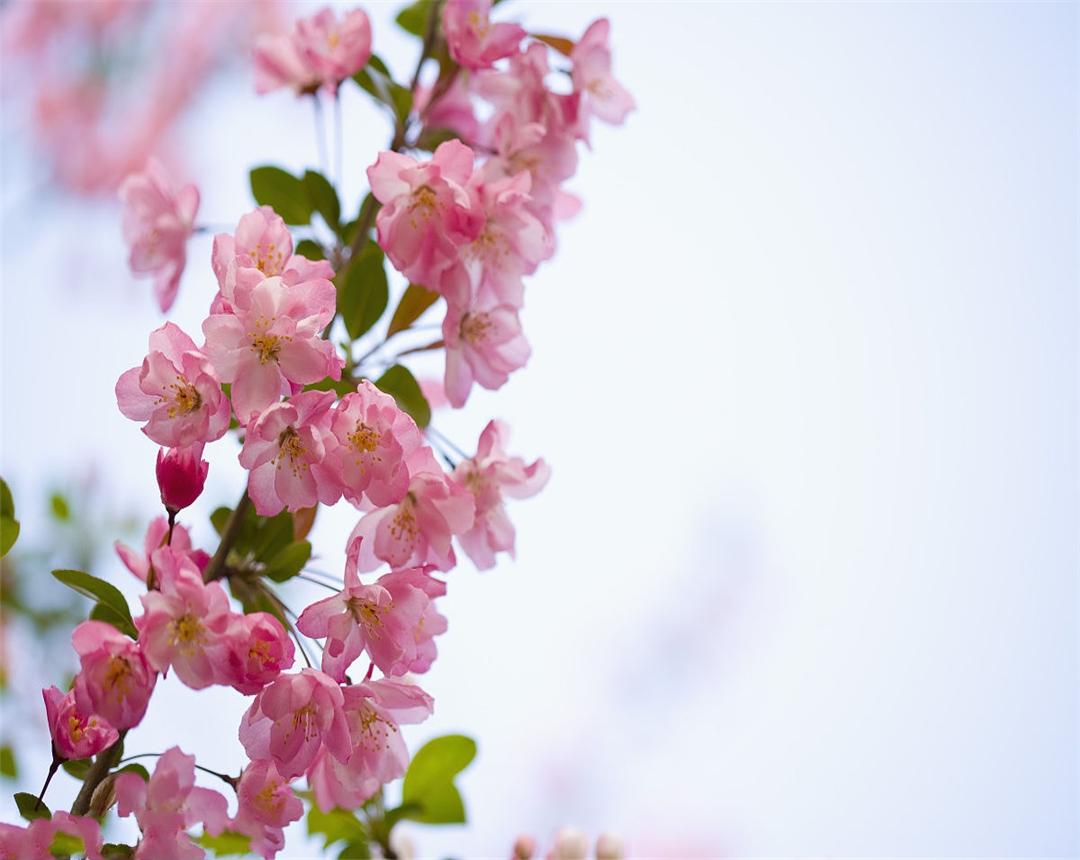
[156,446,208,514]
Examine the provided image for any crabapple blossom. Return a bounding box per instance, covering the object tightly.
[118,158,199,312]
[115,516,209,583]
[219,611,296,695]
[230,760,303,860]
[453,419,550,569]
[415,75,482,147]
[571,19,635,127]
[295,7,372,90]
[239,390,341,516]
[442,0,526,71]
[41,685,118,761]
[367,140,482,290]
[0,813,103,860]
[348,447,475,572]
[253,31,320,96]
[323,380,424,508]
[72,621,156,730]
[136,546,232,689]
[239,668,351,779]
[202,274,343,421]
[155,445,209,514]
[115,322,230,449]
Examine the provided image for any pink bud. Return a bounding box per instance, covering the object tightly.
[156,446,208,513]
[512,835,537,859]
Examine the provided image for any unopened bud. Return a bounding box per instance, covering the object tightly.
[88,773,117,818]
[156,446,208,514]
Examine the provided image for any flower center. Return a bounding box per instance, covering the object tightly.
[255,780,284,817]
[172,612,204,649]
[388,495,419,545]
[291,703,319,741]
[252,242,285,275]
[408,185,440,224]
[250,332,282,364]
[105,656,133,700]
[348,421,380,454]
[460,311,493,345]
[347,596,384,632]
[277,427,306,468]
[249,639,272,666]
[165,376,202,418]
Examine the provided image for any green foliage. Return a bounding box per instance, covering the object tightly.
[338,840,373,859]
[395,0,435,36]
[304,169,342,234]
[296,239,326,261]
[49,492,71,522]
[14,791,50,821]
[387,284,440,336]
[375,365,431,428]
[0,745,15,779]
[102,845,135,859]
[196,831,253,856]
[353,54,413,128]
[49,831,86,855]
[1,477,19,558]
[307,804,368,850]
[210,506,294,569]
[113,763,150,781]
[414,127,460,152]
[62,758,92,780]
[52,569,137,638]
[263,540,312,583]
[399,735,477,825]
[250,166,314,226]
[339,241,389,340]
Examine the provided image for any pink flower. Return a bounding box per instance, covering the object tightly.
[115,322,230,449]
[348,448,475,572]
[72,621,156,730]
[571,19,635,127]
[218,611,295,695]
[231,760,302,860]
[239,668,351,779]
[0,813,103,860]
[295,7,372,90]
[202,274,342,422]
[442,0,525,71]
[442,283,531,407]
[155,445,209,514]
[115,516,210,584]
[367,140,482,291]
[115,747,229,860]
[323,380,424,508]
[118,158,199,312]
[254,32,320,96]
[307,678,433,812]
[239,390,341,516]
[42,685,118,761]
[297,537,447,681]
[415,75,481,147]
[136,547,232,689]
[453,420,549,569]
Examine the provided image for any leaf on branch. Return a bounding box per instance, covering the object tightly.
[399,734,477,825]
[264,541,312,583]
[102,845,135,859]
[0,745,16,779]
[414,127,460,153]
[50,832,86,856]
[49,492,71,522]
[113,763,150,782]
[394,0,435,37]
[52,570,137,639]
[295,239,327,261]
[14,791,50,821]
[250,166,313,226]
[339,241,389,341]
[1,477,19,558]
[196,831,253,857]
[210,506,294,568]
[303,170,342,233]
[533,33,576,57]
[352,54,413,126]
[307,804,367,849]
[375,365,431,428]
[62,758,91,780]
[387,284,440,336]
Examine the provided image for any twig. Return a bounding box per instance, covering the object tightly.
[202,493,252,583]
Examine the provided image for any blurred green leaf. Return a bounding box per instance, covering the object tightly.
[304,169,342,233]
[0,745,16,779]
[250,166,313,226]
[113,763,150,781]
[339,241,389,340]
[395,0,434,36]
[52,570,137,638]
[14,791,50,821]
[375,365,431,428]
[49,492,71,522]
[102,845,135,859]
[296,239,326,261]
[50,832,85,855]
[1,477,18,558]
[352,54,413,127]
[387,284,440,336]
[307,804,367,849]
[399,734,477,824]
[196,831,253,856]
[414,127,460,152]
[264,541,312,583]
[62,758,92,780]
[338,839,372,859]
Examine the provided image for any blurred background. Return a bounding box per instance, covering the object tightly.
[1,1,1077,856]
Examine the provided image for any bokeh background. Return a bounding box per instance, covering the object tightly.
[1,1,1077,856]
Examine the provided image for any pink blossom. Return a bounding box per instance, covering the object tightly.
[415,76,482,148]
[442,0,525,71]
[136,547,232,689]
[119,158,199,312]
[295,7,372,90]
[348,448,475,572]
[571,19,635,127]
[115,516,209,583]
[115,322,230,449]
[0,813,103,860]
[297,537,447,681]
[367,140,481,291]
[230,760,302,860]
[202,274,342,422]
[254,32,320,96]
[218,611,295,695]
[239,668,351,779]
[323,380,424,508]
[239,390,341,516]
[115,746,229,860]
[72,621,156,730]
[443,283,531,407]
[156,445,209,514]
[42,685,118,761]
[453,420,549,569]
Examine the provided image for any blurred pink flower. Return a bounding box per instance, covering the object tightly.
[443,0,525,71]
[72,621,156,730]
[572,19,635,127]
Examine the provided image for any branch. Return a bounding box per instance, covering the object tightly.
[70,730,126,816]
[202,492,252,583]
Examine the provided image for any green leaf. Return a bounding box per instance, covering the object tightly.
[307,805,367,849]
[395,0,435,36]
[0,745,16,779]
[264,541,312,583]
[296,239,327,261]
[62,758,92,780]
[251,511,295,563]
[250,166,313,226]
[400,734,477,825]
[338,840,373,859]
[304,170,341,233]
[49,831,85,855]
[352,55,413,126]
[387,284,440,336]
[113,763,150,781]
[0,478,13,518]
[1,480,18,558]
[375,365,431,428]
[90,601,135,636]
[414,127,460,152]
[305,375,358,398]
[102,845,135,860]
[196,831,253,857]
[339,241,389,340]
[49,492,71,522]
[228,576,286,625]
[14,791,50,821]
[52,570,137,639]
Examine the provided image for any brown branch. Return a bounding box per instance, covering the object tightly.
[202,492,251,583]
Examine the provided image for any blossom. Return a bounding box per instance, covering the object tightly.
[348,448,475,572]
[115,516,209,583]
[367,140,481,291]
[297,537,447,681]
[254,32,320,96]
[453,420,549,569]
[323,380,424,508]
[571,19,635,127]
[442,282,531,407]
[307,678,433,812]
[155,445,209,514]
[415,75,481,148]
[115,746,229,860]
[115,322,230,449]
[231,760,303,860]
[239,668,351,779]
[0,813,103,860]
[72,621,156,730]
[219,611,295,695]
[42,685,118,761]
[442,0,525,71]
[119,158,199,312]
[239,390,341,516]
[295,7,372,90]
[202,274,342,422]
[136,547,232,689]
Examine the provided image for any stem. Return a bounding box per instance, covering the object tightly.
[203,492,252,583]
[313,95,329,177]
[71,730,126,816]
[35,754,61,809]
[334,92,344,188]
[166,509,176,546]
[296,573,343,593]
[117,753,236,788]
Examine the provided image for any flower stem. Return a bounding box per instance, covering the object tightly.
[203,492,251,583]
[71,730,126,816]
[35,754,61,810]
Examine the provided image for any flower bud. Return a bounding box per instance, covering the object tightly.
[156,446,208,514]
[595,833,625,860]
[512,835,537,860]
